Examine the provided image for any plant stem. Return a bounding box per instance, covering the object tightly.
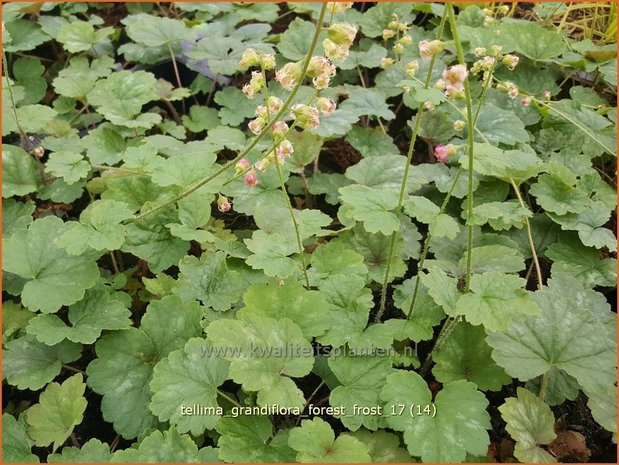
[2,50,28,142]
[217,389,242,408]
[124,3,328,225]
[419,3,476,373]
[375,11,447,323]
[167,43,185,114]
[63,364,86,375]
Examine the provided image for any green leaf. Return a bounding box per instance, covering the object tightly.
[381,372,491,462]
[475,104,530,146]
[123,13,188,47]
[308,172,351,205]
[2,145,41,197]
[53,56,114,99]
[345,125,400,158]
[26,286,131,345]
[122,207,189,273]
[57,22,113,53]
[2,198,35,237]
[216,416,296,462]
[277,18,324,60]
[58,200,134,255]
[339,185,400,235]
[502,21,566,60]
[329,353,395,431]
[545,234,617,287]
[341,88,395,120]
[253,205,331,242]
[150,338,229,435]
[421,268,460,314]
[87,71,160,127]
[206,314,314,409]
[3,103,58,137]
[3,19,49,52]
[471,201,533,231]
[454,272,539,331]
[2,216,100,313]
[2,414,39,463]
[315,274,376,349]
[338,224,406,283]
[309,241,367,281]
[405,196,461,239]
[311,107,360,138]
[345,155,417,190]
[86,296,203,439]
[587,387,617,436]
[499,387,557,463]
[45,151,90,185]
[245,231,299,278]
[2,301,35,341]
[548,200,616,251]
[181,105,220,133]
[286,130,324,173]
[340,40,387,70]
[26,374,87,452]
[487,275,616,396]
[529,174,589,216]
[360,2,414,38]
[204,125,246,151]
[175,251,243,311]
[239,279,330,338]
[214,87,258,126]
[344,430,413,462]
[2,336,81,391]
[80,124,126,165]
[111,428,201,462]
[13,57,46,105]
[288,418,371,462]
[433,323,511,391]
[48,439,111,463]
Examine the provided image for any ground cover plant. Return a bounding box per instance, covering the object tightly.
[1,1,617,463]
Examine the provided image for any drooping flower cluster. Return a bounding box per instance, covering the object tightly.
[497,81,519,99]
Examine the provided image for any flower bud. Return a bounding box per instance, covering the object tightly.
[393,43,404,54]
[242,83,256,99]
[255,157,271,172]
[267,96,284,114]
[328,23,357,47]
[275,61,303,91]
[261,54,276,70]
[424,101,435,111]
[380,57,395,68]
[502,54,519,70]
[235,158,251,175]
[316,97,337,116]
[405,60,419,78]
[483,16,495,26]
[520,97,532,107]
[255,105,268,118]
[388,20,399,30]
[434,144,457,163]
[382,29,395,40]
[239,48,261,69]
[418,39,444,59]
[489,44,503,56]
[290,104,320,129]
[499,5,510,14]
[272,120,289,137]
[33,146,45,158]
[543,90,551,99]
[244,169,259,187]
[434,79,446,90]
[398,34,412,46]
[398,22,409,32]
[217,195,232,213]
[474,47,487,57]
[453,120,466,130]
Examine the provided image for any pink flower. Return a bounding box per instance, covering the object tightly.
[217,196,232,213]
[442,64,468,97]
[248,118,264,135]
[272,120,289,137]
[244,170,259,187]
[312,73,331,90]
[434,144,457,163]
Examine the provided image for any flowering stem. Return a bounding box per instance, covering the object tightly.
[419,3,476,374]
[375,11,448,323]
[260,68,310,289]
[124,3,328,224]
[2,50,27,142]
